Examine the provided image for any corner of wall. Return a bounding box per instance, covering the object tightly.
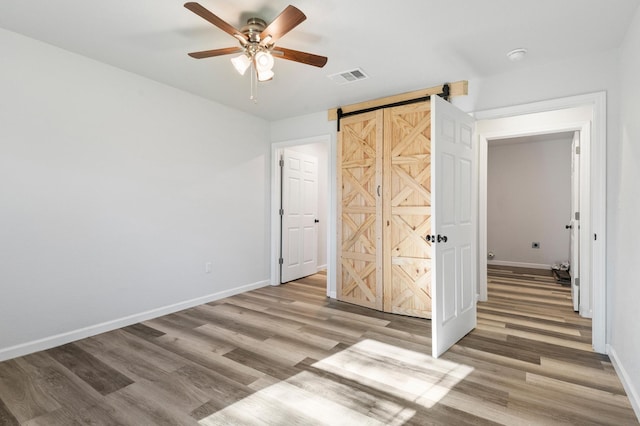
[607,344,640,421]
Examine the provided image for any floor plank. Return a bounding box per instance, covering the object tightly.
[0,266,637,425]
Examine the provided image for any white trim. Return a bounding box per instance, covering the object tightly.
[317,264,327,272]
[0,279,269,362]
[270,135,333,298]
[608,344,640,421]
[473,92,606,120]
[478,135,488,300]
[329,291,337,299]
[475,92,606,353]
[487,260,551,270]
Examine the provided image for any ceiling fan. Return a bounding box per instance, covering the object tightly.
[184,2,328,83]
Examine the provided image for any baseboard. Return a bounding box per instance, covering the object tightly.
[607,345,640,422]
[317,264,327,272]
[487,260,551,270]
[0,279,270,362]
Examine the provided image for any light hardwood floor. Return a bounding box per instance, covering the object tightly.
[0,267,637,425]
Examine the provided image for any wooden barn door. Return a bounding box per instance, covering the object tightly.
[337,111,383,310]
[383,103,433,318]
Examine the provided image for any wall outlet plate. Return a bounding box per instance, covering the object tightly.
[532,242,540,249]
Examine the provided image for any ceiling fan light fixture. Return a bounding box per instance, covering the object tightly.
[231,53,252,75]
[257,68,274,82]
[255,50,275,72]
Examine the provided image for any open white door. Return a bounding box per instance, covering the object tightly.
[570,132,580,311]
[281,149,319,283]
[431,96,477,358]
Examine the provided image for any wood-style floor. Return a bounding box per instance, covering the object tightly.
[0,267,637,425]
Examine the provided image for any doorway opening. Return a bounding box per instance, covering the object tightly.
[270,135,331,287]
[486,131,580,310]
[475,92,606,353]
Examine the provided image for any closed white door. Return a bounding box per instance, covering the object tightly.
[570,132,580,311]
[281,149,319,283]
[431,96,477,358]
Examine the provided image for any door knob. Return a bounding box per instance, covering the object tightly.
[314,219,320,223]
[426,235,435,242]
[565,224,572,229]
[437,234,448,243]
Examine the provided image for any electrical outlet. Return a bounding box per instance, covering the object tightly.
[205,262,212,273]
[532,242,540,249]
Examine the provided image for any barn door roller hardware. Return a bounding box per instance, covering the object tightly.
[330,80,468,131]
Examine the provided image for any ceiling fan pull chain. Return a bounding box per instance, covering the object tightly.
[250,64,258,103]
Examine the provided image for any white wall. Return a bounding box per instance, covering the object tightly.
[286,142,328,269]
[609,5,640,417]
[0,28,271,359]
[487,136,572,268]
[454,48,620,123]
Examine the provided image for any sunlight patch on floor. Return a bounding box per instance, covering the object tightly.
[197,377,408,425]
[313,339,474,409]
[198,339,472,425]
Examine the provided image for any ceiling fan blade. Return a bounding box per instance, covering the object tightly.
[188,47,243,59]
[184,2,248,43]
[273,47,328,68]
[259,5,306,45]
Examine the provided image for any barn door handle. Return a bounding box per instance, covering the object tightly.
[437,234,448,243]
[377,185,381,197]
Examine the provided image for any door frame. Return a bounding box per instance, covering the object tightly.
[474,92,606,353]
[270,135,332,290]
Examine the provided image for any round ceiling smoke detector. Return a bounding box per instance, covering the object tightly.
[507,48,528,61]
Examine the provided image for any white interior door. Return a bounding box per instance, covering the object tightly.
[570,132,580,311]
[431,96,477,358]
[281,149,319,283]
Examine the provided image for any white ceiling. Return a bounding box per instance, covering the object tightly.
[1,0,638,121]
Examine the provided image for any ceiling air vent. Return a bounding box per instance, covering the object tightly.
[328,68,369,85]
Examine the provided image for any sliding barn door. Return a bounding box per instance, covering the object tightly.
[431,95,477,358]
[383,103,433,318]
[337,111,383,310]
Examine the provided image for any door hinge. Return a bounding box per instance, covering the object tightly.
[279,258,283,265]
[279,208,284,216]
[279,158,284,167]
[576,146,581,155]
[575,212,580,220]
[575,277,580,287]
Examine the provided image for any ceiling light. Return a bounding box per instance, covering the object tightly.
[507,48,528,61]
[231,54,252,75]
[257,68,274,82]
[255,51,275,72]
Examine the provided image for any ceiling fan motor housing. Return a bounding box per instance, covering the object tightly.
[242,18,267,43]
